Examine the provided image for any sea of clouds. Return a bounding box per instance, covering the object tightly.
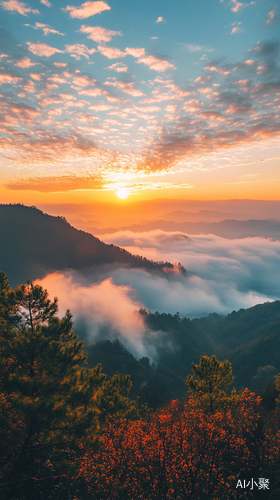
[36,231,280,356]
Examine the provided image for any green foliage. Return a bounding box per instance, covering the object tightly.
[0,274,142,499]
[193,301,280,390]
[86,338,186,408]
[1,272,280,499]
[185,355,239,413]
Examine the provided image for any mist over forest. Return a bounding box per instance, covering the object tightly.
[1,202,280,401]
[2,0,280,494]
[2,202,280,499]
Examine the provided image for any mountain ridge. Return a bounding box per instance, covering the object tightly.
[0,204,185,286]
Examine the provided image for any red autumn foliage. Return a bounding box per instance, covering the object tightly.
[78,390,280,499]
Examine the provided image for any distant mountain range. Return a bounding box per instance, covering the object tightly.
[0,204,184,286]
[88,218,280,239]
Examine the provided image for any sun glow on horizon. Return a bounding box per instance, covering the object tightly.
[116,188,130,199]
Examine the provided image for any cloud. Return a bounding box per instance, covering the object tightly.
[125,47,146,58]
[0,0,39,15]
[65,43,96,59]
[33,231,280,358]
[251,40,279,59]
[14,56,36,67]
[0,126,114,166]
[105,78,144,96]
[53,62,67,67]
[79,25,122,43]
[98,45,127,59]
[25,22,65,36]
[137,55,176,72]
[88,103,115,111]
[203,65,230,75]
[183,44,214,53]
[40,0,52,6]
[99,230,280,317]
[27,41,64,57]
[198,111,226,122]
[6,173,104,191]
[231,0,243,12]
[156,16,164,23]
[125,47,176,72]
[0,101,39,124]
[265,9,280,26]
[107,62,128,72]
[0,72,22,83]
[230,26,244,34]
[63,1,110,19]
[1,30,280,181]
[35,273,154,358]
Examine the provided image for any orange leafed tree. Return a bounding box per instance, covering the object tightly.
[79,389,279,499]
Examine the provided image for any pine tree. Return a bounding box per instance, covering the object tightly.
[185,355,238,413]
[0,277,105,497]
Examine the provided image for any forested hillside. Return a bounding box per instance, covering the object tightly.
[193,301,280,390]
[83,302,280,407]
[0,204,184,286]
[1,272,280,499]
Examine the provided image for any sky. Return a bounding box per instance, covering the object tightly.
[0,0,280,205]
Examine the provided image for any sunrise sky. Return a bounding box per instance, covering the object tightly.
[0,0,280,205]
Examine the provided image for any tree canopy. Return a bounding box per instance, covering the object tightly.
[185,355,237,413]
[0,274,141,499]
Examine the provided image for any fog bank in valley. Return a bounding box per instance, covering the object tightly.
[35,231,280,355]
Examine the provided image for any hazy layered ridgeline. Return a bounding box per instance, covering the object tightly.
[1,201,280,399]
[38,199,280,236]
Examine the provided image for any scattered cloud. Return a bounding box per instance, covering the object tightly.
[65,43,96,59]
[137,55,176,72]
[40,0,52,6]
[203,65,230,75]
[79,25,122,43]
[231,0,243,12]
[105,78,145,96]
[53,61,67,67]
[98,45,127,59]
[0,10,280,186]
[156,16,164,23]
[27,41,64,57]
[14,56,36,67]
[6,173,104,191]
[125,47,146,58]
[107,62,128,72]
[183,44,214,53]
[63,1,110,19]
[0,0,39,15]
[0,73,22,83]
[230,26,244,34]
[25,22,65,36]
[265,9,280,26]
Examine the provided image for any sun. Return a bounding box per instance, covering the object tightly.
[116,187,130,199]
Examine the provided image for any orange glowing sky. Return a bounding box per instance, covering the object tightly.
[0,0,280,205]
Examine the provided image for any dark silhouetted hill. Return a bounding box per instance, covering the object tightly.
[0,204,185,286]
